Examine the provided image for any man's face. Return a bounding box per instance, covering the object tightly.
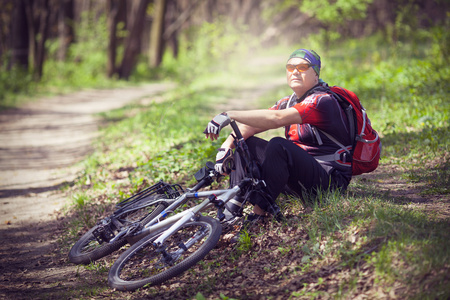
[286,57,318,95]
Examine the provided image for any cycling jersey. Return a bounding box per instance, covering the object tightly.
[270,85,352,181]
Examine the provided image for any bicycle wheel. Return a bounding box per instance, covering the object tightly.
[108,215,222,291]
[68,195,168,265]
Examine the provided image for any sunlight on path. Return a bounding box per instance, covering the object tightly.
[0,83,173,228]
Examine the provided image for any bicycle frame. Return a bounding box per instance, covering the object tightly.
[143,184,243,247]
[109,120,259,249]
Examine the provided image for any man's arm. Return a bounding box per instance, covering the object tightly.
[227,108,302,129]
[205,108,302,141]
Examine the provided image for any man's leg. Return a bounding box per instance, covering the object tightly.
[252,137,332,211]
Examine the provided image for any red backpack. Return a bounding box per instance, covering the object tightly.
[325,86,382,175]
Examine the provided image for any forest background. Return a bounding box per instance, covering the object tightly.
[0,0,449,299]
[1,0,447,104]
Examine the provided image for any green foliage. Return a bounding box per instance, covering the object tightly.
[430,20,450,65]
[0,64,36,108]
[405,157,449,195]
[235,230,253,255]
[303,189,361,238]
[281,185,450,298]
[70,192,101,229]
[195,292,206,300]
[300,0,373,24]
[298,0,374,45]
[365,204,449,297]
[161,20,256,83]
[42,12,112,89]
[0,11,130,109]
[72,192,89,210]
[78,87,227,192]
[84,260,109,274]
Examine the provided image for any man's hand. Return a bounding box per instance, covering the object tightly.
[204,112,231,140]
[215,147,232,174]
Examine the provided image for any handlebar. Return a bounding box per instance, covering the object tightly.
[190,161,222,192]
[230,120,243,140]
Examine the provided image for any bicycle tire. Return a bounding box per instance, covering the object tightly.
[108,215,222,291]
[68,196,168,265]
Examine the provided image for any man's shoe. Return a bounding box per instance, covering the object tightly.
[267,203,285,222]
[242,213,266,228]
[225,195,245,215]
[220,212,240,234]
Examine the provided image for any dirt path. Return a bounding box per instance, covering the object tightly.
[0,83,173,226]
[0,83,173,299]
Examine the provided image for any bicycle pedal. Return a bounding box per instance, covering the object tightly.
[93,225,115,243]
[216,208,226,221]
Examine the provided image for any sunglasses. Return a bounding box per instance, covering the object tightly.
[286,63,317,73]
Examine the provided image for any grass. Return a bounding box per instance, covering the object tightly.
[235,230,253,256]
[57,32,450,299]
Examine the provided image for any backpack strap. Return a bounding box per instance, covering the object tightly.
[314,129,352,163]
[329,89,356,147]
[318,130,351,155]
[314,148,352,164]
[314,133,352,165]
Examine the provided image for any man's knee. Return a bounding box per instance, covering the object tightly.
[265,137,287,156]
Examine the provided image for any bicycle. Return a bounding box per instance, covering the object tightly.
[105,121,275,291]
[69,135,246,265]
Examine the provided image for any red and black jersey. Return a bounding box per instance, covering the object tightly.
[270,84,352,180]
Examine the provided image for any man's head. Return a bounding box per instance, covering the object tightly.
[286,49,321,96]
[287,49,321,76]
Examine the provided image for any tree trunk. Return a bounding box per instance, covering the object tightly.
[164,0,179,58]
[23,0,50,81]
[204,0,216,23]
[149,0,167,67]
[34,0,50,80]
[23,0,36,71]
[162,0,202,58]
[118,0,149,79]
[106,0,125,78]
[57,0,74,61]
[10,0,29,70]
